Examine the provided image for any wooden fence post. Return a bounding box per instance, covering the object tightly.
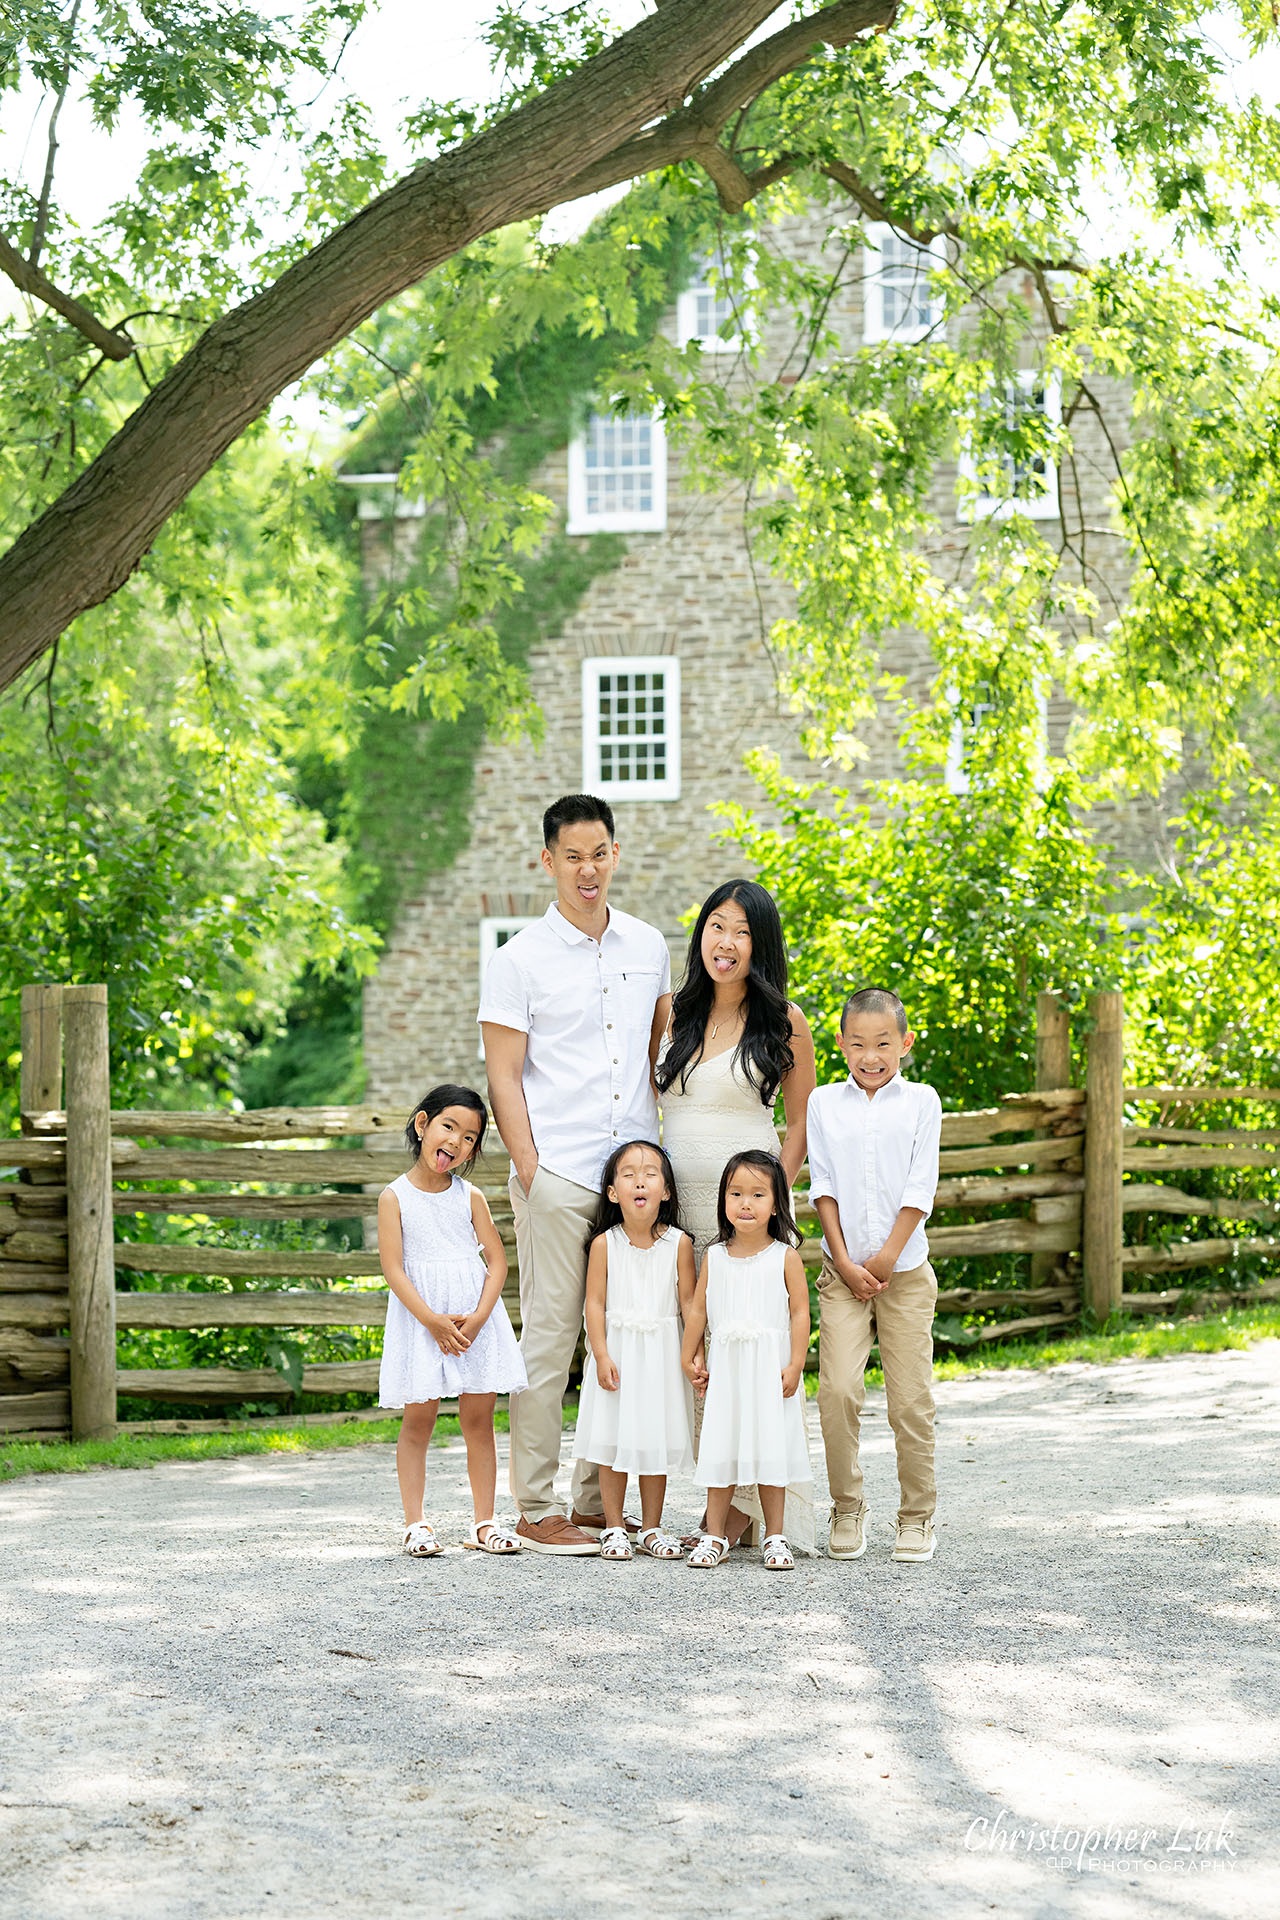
[1083,989,1124,1319]
[20,983,63,1120]
[64,985,116,1440]
[1031,991,1072,1285]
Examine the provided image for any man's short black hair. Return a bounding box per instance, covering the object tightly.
[841,987,909,1036]
[543,793,616,848]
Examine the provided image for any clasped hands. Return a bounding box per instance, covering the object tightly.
[681,1352,801,1400]
[837,1251,893,1301]
[426,1310,485,1356]
[682,1350,709,1396]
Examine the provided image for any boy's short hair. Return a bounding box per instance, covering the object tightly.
[841,987,909,1036]
[543,793,616,848]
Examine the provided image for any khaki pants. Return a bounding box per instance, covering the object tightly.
[508,1165,600,1522]
[817,1257,937,1527]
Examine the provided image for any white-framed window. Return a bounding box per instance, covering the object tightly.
[478,917,537,1054]
[957,371,1063,522]
[676,251,754,353]
[566,408,667,534]
[944,682,1050,795]
[335,472,427,520]
[581,655,681,801]
[862,225,945,344]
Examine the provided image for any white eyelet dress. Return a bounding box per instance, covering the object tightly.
[695,1240,813,1506]
[572,1225,694,1476]
[378,1173,528,1406]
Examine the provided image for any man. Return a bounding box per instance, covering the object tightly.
[479,794,672,1554]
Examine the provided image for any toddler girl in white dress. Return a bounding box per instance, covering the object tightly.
[573,1140,696,1561]
[681,1149,813,1571]
[378,1085,527,1557]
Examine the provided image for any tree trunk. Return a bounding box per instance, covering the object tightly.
[0,0,893,688]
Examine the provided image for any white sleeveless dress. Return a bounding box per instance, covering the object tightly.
[573,1225,694,1476]
[660,1043,816,1551]
[377,1173,528,1405]
[695,1241,814,1493]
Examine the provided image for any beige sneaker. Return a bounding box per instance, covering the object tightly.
[892,1519,936,1562]
[827,1504,869,1559]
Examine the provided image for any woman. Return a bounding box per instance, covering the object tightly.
[656,879,816,1550]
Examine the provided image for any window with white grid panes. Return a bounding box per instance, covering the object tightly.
[581,656,681,800]
[957,371,1062,522]
[477,917,537,1054]
[566,409,667,533]
[862,225,944,344]
[676,253,753,352]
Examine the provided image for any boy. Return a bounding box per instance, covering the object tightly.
[807,987,942,1562]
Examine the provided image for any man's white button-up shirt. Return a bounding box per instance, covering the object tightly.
[806,1073,942,1271]
[477,902,671,1191]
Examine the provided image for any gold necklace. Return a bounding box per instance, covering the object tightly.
[709,1005,744,1042]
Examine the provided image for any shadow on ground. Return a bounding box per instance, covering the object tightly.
[2,1345,1277,1919]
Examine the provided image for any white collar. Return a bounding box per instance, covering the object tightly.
[546,900,615,947]
[846,1071,907,1103]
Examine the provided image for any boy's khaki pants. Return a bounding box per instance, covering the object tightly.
[507,1166,600,1523]
[817,1257,937,1528]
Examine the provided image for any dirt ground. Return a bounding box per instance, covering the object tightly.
[2,1342,1278,1920]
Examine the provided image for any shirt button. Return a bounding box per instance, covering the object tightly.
[614,1094,620,1101]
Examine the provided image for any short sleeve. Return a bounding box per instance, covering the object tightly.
[657,937,672,995]
[900,1086,942,1215]
[476,939,530,1033]
[806,1092,837,1202]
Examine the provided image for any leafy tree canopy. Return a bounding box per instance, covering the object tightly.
[0,0,1275,734]
[2,0,1280,1113]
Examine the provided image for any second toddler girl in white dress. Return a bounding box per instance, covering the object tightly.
[682,1148,813,1571]
[573,1140,696,1561]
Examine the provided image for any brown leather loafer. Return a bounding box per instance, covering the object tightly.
[570,1509,641,1536]
[515,1514,601,1556]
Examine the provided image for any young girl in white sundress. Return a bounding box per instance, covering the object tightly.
[681,1149,813,1572]
[573,1141,696,1562]
[378,1086,527,1558]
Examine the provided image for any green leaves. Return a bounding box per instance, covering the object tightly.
[0,434,378,1112]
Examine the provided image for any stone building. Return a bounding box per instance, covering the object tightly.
[349,211,1136,1103]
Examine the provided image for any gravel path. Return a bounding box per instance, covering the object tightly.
[3,1344,1278,1920]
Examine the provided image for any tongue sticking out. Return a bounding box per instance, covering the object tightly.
[436,1149,452,1170]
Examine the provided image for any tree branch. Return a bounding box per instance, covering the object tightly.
[694,142,805,215]
[0,0,914,685]
[820,158,1087,273]
[30,0,82,270]
[0,231,135,359]
[552,0,897,202]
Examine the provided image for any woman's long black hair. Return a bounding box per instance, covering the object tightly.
[586,1139,683,1247]
[714,1149,802,1249]
[655,879,794,1107]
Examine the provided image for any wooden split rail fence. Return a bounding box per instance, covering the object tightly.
[3,985,1279,1443]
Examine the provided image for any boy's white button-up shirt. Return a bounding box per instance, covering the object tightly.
[477,902,671,1191]
[806,1073,942,1271]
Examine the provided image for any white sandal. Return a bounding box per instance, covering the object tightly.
[463,1519,522,1555]
[599,1525,633,1561]
[637,1526,683,1560]
[687,1533,730,1568]
[402,1522,443,1557]
[762,1533,795,1571]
